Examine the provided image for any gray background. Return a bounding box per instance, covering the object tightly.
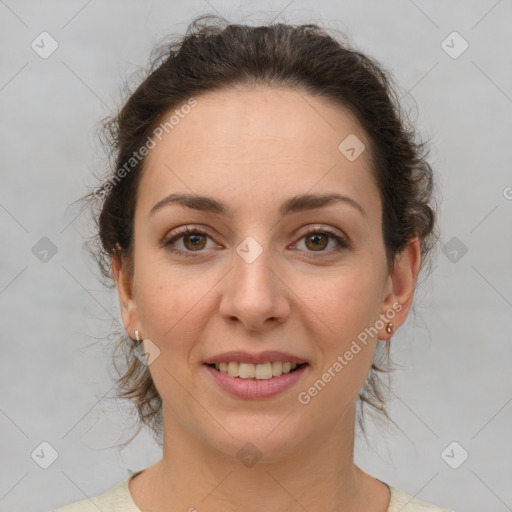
[1,1,511,511]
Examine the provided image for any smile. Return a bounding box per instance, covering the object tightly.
[210,361,303,379]
[205,362,308,399]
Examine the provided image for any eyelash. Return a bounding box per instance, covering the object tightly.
[162,225,349,259]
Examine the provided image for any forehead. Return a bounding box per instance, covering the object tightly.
[146,86,369,163]
[138,86,380,220]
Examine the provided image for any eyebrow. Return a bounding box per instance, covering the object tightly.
[149,192,367,219]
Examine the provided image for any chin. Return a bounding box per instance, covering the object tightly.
[196,411,314,464]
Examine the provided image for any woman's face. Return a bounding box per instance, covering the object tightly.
[115,86,417,459]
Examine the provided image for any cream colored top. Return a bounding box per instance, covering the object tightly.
[54,471,455,512]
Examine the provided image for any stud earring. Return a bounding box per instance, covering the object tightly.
[385,323,393,335]
[135,330,141,342]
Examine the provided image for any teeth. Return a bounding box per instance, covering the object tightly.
[239,363,255,379]
[227,361,238,377]
[255,362,272,380]
[213,361,299,379]
[272,361,282,376]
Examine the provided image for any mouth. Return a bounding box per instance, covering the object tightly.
[206,361,308,380]
[204,359,309,399]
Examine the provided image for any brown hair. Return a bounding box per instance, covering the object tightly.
[85,14,437,444]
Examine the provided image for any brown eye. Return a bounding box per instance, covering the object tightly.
[305,233,329,251]
[294,228,349,257]
[182,232,207,251]
[163,226,216,256]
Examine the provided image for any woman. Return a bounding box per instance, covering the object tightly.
[54,14,454,512]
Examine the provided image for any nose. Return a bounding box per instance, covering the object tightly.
[218,242,291,332]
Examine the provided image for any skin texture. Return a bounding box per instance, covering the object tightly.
[113,86,421,512]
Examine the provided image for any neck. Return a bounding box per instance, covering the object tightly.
[131,403,388,512]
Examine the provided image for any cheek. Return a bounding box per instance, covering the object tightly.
[133,256,219,349]
[296,265,385,343]
[292,266,384,400]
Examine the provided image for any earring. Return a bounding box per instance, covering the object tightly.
[386,322,393,335]
[135,330,141,342]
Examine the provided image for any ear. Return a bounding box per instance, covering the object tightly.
[379,237,421,339]
[112,250,139,339]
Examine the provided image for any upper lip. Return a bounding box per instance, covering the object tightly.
[204,350,308,365]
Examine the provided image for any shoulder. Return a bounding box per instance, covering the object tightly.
[52,475,141,512]
[388,486,455,512]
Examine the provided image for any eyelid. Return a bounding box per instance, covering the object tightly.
[294,224,348,243]
[162,223,350,256]
[291,225,350,254]
[161,225,218,251]
[162,224,210,242]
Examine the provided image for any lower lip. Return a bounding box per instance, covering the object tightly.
[204,364,308,399]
